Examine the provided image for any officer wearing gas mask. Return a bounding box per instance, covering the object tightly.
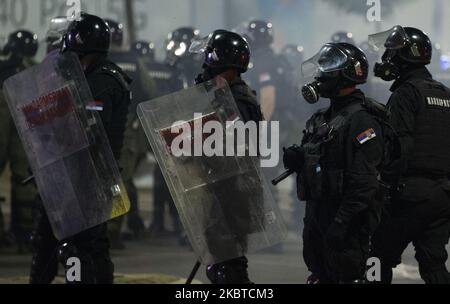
[192,29,264,284]
[369,26,450,284]
[284,43,385,283]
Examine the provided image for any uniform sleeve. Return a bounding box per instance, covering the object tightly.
[88,74,130,160]
[335,112,384,224]
[386,85,420,174]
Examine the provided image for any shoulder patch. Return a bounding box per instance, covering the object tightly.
[356,128,377,145]
[86,100,104,111]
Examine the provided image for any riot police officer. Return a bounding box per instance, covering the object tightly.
[30,13,131,284]
[104,19,155,245]
[0,30,39,251]
[244,20,290,122]
[145,29,201,239]
[369,26,450,284]
[331,31,356,45]
[193,29,264,284]
[284,43,385,283]
[244,21,291,241]
[132,40,155,65]
[165,27,202,88]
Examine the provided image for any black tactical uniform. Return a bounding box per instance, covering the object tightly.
[193,30,263,284]
[369,26,450,284]
[30,14,130,284]
[104,20,156,242]
[301,91,384,283]
[0,30,39,251]
[285,43,385,283]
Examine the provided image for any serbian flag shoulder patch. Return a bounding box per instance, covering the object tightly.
[86,100,104,111]
[356,128,377,145]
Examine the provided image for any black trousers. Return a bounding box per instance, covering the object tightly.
[30,206,114,284]
[152,166,180,233]
[371,177,450,284]
[303,200,378,283]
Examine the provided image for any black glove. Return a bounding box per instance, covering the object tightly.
[325,219,348,251]
[283,145,305,173]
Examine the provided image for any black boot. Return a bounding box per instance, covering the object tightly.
[206,257,253,284]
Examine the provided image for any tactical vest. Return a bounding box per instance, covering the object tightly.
[298,98,396,201]
[404,78,450,174]
[299,103,365,202]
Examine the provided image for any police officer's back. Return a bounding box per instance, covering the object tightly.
[30,13,130,284]
[193,30,263,284]
[370,26,450,284]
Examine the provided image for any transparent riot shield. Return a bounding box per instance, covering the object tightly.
[3,52,130,240]
[138,77,287,265]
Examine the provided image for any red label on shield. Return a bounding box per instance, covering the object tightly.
[21,86,75,129]
[159,112,220,155]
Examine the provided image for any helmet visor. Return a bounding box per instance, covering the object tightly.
[368,25,409,51]
[46,16,70,46]
[301,44,349,78]
[189,34,213,54]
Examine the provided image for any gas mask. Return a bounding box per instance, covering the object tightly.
[374,50,401,81]
[300,43,366,104]
[195,64,229,85]
[301,73,346,104]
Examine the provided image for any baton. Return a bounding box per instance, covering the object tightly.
[271,170,294,186]
[186,260,201,285]
[22,175,35,185]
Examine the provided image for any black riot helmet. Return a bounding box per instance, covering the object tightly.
[369,26,432,81]
[331,31,356,45]
[165,27,200,65]
[3,30,38,58]
[104,19,124,48]
[282,44,305,67]
[190,29,250,74]
[301,43,369,103]
[246,20,274,49]
[61,13,111,55]
[132,40,155,60]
